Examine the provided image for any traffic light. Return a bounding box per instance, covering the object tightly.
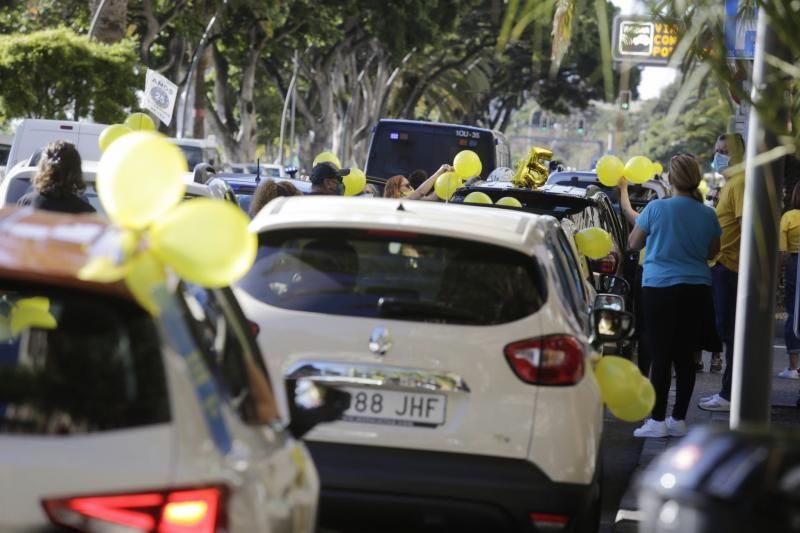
[620,90,631,111]
[577,119,585,135]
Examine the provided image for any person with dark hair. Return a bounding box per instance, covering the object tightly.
[383,164,453,200]
[778,181,800,380]
[17,140,95,214]
[619,153,722,438]
[308,162,347,195]
[408,169,428,190]
[699,132,746,412]
[249,179,301,218]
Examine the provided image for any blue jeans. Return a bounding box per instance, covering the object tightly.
[712,263,738,401]
[784,254,800,353]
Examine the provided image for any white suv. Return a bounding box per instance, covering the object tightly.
[237,197,618,532]
[0,207,349,532]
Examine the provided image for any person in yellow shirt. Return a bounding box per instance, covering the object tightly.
[778,182,800,379]
[700,133,746,412]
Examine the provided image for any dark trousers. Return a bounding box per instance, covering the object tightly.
[712,263,739,401]
[634,266,650,375]
[643,284,710,420]
[784,254,800,352]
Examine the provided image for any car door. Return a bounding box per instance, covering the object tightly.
[548,229,592,334]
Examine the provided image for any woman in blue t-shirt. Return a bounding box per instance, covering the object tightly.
[619,153,722,438]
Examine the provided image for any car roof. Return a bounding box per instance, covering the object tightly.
[214,173,312,193]
[452,184,600,220]
[250,196,557,255]
[0,207,130,298]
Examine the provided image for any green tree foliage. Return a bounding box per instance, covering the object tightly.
[0,28,140,122]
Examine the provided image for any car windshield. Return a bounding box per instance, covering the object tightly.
[0,285,170,435]
[238,228,547,325]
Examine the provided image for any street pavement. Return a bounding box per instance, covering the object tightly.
[605,321,800,533]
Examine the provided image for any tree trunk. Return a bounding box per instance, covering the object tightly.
[90,0,128,44]
[192,47,210,138]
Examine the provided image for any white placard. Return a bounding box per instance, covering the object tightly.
[143,69,178,126]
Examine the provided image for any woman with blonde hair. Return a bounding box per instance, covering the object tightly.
[619,152,722,438]
[249,179,301,218]
[18,140,95,214]
[383,164,453,200]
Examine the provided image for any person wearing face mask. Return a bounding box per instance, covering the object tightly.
[699,132,746,412]
[383,164,454,200]
[308,162,347,195]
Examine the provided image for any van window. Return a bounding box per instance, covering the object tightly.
[239,229,547,325]
[365,122,496,180]
[0,286,170,435]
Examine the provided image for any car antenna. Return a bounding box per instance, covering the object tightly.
[255,157,261,184]
[397,202,406,211]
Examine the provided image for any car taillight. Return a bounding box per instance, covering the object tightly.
[249,320,260,337]
[504,335,584,386]
[42,485,227,533]
[529,512,569,530]
[589,251,619,274]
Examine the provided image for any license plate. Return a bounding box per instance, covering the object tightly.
[341,388,446,428]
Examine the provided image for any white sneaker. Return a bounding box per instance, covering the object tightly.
[700,394,716,403]
[777,368,800,380]
[633,418,668,438]
[666,417,688,437]
[698,393,731,412]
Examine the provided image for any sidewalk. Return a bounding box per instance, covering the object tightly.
[611,322,800,533]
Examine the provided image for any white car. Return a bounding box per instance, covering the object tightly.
[225,163,285,178]
[237,197,629,532]
[0,161,234,212]
[0,207,350,532]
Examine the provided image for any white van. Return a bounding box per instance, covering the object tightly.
[6,119,220,173]
[0,132,12,180]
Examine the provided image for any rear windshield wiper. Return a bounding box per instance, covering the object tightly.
[377,297,480,323]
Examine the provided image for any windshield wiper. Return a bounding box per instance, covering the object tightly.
[377,297,480,323]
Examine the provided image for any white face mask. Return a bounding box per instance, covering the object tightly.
[712,152,730,173]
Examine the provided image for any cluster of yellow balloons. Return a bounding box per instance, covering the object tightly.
[82,122,257,315]
[0,297,57,341]
[593,356,655,421]
[98,112,157,152]
[596,155,663,187]
[311,151,366,196]
[434,150,483,200]
[574,227,613,260]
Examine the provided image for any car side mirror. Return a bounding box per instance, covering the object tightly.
[285,378,351,439]
[590,308,634,345]
[594,293,625,311]
[595,274,631,296]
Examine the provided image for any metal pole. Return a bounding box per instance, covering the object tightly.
[88,0,110,39]
[289,50,298,166]
[178,1,227,138]
[730,7,789,429]
[278,53,300,169]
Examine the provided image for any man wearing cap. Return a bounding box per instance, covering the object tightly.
[309,162,348,195]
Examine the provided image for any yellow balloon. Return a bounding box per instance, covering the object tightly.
[608,377,656,422]
[124,112,156,131]
[698,179,710,198]
[98,124,132,153]
[434,171,463,200]
[343,168,366,196]
[652,162,664,175]
[125,252,166,316]
[594,355,641,407]
[453,150,482,179]
[464,191,493,205]
[150,198,257,288]
[97,132,187,230]
[496,196,523,207]
[624,156,653,184]
[574,227,613,260]
[10,298,57,335]
[313,151,341,169]
[596,155,625,187]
